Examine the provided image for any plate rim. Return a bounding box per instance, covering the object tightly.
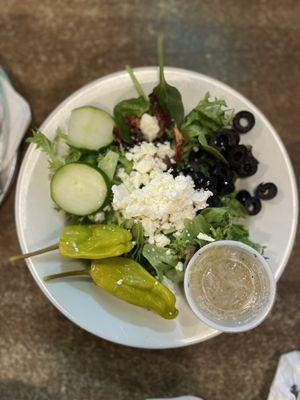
[15,67,299,349]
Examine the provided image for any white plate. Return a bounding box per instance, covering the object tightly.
[15,67,298,349]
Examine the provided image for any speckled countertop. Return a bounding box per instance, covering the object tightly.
[0,1,299,399]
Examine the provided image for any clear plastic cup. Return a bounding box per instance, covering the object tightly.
[184,240,276,332]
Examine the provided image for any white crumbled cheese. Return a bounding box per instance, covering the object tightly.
[175,262,184,272]
[112,141,212,246]
[166,249,172,255]
[140,113,160,142]
[116,279,123,285]
[92,211,105,222]
[197,232,215,242]
[154,233,170,247]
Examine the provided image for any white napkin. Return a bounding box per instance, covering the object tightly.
[268,351,300,399]
[0,67,31,171]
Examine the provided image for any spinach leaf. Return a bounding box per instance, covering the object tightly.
[198,131,229,165]
[182,123,228,165]
[113,65,150,143]
[27,129,63,171]
[142,244,179,281]
[153,36,184,127]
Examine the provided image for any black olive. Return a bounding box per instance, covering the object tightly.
[228,145,248,168]
[218,177,235,195]
[211,165,232,179]
[236,190,251,205]
[169,165,181,177]
[208,133,229,153]
[201,176,218,195]
[188,150,208,171]
[245,196,262,215]
[235,156,258,177]
[189,149,207,163]
[190,171,205,187]
[217,128,240,147]
[255,182,278,200]
[233,111,255,134]
[225,129,240,147]
[207,195,221,207]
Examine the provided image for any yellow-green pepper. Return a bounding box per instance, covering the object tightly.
[44,257,178,320]
[59,225,132,259]
[10,225,132,261]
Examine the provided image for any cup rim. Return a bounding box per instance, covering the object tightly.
[184,240,276,333]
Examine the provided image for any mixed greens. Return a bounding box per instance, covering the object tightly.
[20,38,280,319]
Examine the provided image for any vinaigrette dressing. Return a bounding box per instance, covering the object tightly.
[189,245,270,326]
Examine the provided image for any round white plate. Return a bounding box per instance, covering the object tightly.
[15,67,298,349]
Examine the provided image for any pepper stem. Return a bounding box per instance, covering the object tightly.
[44,268,90,282]
[9,243,59,262]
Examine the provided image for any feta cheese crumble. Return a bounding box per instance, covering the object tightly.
[197,232,215,242]
[140,113,160,142]
[112,141,212,246]
[175,262,184,272]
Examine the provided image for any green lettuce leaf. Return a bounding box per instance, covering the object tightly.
[142,244,179,281]
[27,129,63,171]
[182,92,233,133]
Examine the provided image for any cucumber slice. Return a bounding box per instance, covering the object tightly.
[98,150,119,180]
[51,163,108,216]
[68,106,114,151]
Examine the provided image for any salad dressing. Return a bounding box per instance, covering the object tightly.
[189,245,270,325]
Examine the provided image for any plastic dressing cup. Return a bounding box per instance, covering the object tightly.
[184,240,276,333]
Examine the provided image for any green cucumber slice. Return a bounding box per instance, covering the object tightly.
[68,106,114,150]
[51,163,108,216]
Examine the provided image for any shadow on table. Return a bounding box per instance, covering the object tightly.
[0,380,61,400]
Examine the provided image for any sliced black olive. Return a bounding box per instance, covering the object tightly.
[233,111,255,134]
[201,176,218,195]
[208,132,229,153]
[225,129,240,147]
[218,177,235,195]
[245,196,262,215]
[236,156,258,177]
[217,128,240,147]
[207,195,221,207]
[255,182,278,200]
[169,165,181,177]
[188,150,208,171]
[188,149,207,163]
[211,165,232,179]
[236,190,251,205]
[190,171,205,188]
[228,145,248,168]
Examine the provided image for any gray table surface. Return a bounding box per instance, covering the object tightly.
[0,1,299,399]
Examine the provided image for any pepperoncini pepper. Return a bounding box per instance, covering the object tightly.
[59,225,132,259]
[44,257,179,319]
[10,225,133,261]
